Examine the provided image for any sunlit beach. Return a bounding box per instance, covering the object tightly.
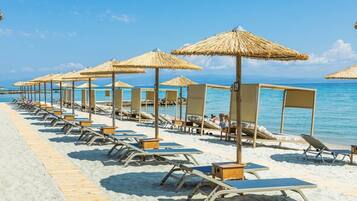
[0,1,357,201]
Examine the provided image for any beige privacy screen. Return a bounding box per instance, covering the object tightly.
[186,84,206,116]
[114,89,122,109]
[230,84,259,123]
[166,90,178,102]
[146,90,155,101]
[131,88,141,112]
[285,90,315,109]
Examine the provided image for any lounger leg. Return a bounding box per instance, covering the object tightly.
[291,189,309,201]
[87,135,99,145]
[205,186,223,201]
[175,172,187,192]
[187,179,205,200]
[123,152,140,167]
[107,144,119,156]
[160,165,178,185]
[247,171,261,179]
[280,190,287,197]
[184,154,199,165]
[65,126,73,135]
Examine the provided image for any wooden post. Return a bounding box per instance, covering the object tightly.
[235,56,242,164]
[179,86,183,120]
[88,78,92,121]
[44,82,47,104]
[253,85,261,148]
[154,68,159,139]
[184,86,189,132]
[59,81,62,111]
[280,90,287,134]
[112,72,116,127]
[34,85,36,102]
[38,83,41,103]
[50,80,53,106]
[30,85,33,101]
[310,91,316,136]
[72,81,75,114]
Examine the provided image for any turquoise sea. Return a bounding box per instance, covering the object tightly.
[2,83,357,146]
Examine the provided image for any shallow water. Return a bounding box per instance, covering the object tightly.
[3,83,357,145]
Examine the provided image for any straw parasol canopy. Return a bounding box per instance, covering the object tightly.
[56,82,73,87]
[172,27,308,60]
[172,27,308,164]
[80,60,145,126]
[114,49,202,70]
[115,49,202,139]
[76,83,98,88]
[325,65,357,79]
[105,81,133,88]
[160,76,197,120]
[80,60,146,76]
[160,76,197,87]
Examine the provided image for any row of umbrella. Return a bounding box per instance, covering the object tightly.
[14,27,309,164]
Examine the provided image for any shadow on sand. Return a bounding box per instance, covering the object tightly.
[49,135,78,143]
[270,153,347,166]
[38,128,64,134]
[67,149,119,166]
[100,172,188,197]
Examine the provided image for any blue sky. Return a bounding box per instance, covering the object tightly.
[0,0,357,87]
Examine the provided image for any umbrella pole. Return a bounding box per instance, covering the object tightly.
[72,81,75,114]
[89,78,92,121]
[38,83,41,103]
[50,80,53,106]
[59,81,63,111]
[235,56,242,164]
[180,86,183,120]
[44,82,47,105]
[155,68,159,139]
[33,85,36,102]
[112,72,116,127]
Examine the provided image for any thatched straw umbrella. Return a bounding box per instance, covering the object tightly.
[61,70,103,116]
[53,72,79,111]
[325,65,357,79]
[31,74,55,104]
[14,81,34,100]
[80,60,145,127]
[172,27,308,164]
[160,76,197,120]
[40,74,62,106]
[114,49,202,139]
[76,83,98,88]
[105,81,133,88]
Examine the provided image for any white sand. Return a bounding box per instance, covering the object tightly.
[0,104,65,201]
[5,102,357,201]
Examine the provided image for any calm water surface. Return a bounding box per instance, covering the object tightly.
[3,83,357,145]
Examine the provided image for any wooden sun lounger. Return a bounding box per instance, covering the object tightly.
[61,117,90,134]
[80,130,142,146]
[188,176,316,201]
[160,162,269,191]
[301,134,352,163]
[111,140,202,167]
[107,140,182,158]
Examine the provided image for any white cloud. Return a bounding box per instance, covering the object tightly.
[111,14,131,23]
[102,10,134,24]
[0,27,78,39]
[10,62,85,75]
[0,28,13,36]
[181,39,357,79]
